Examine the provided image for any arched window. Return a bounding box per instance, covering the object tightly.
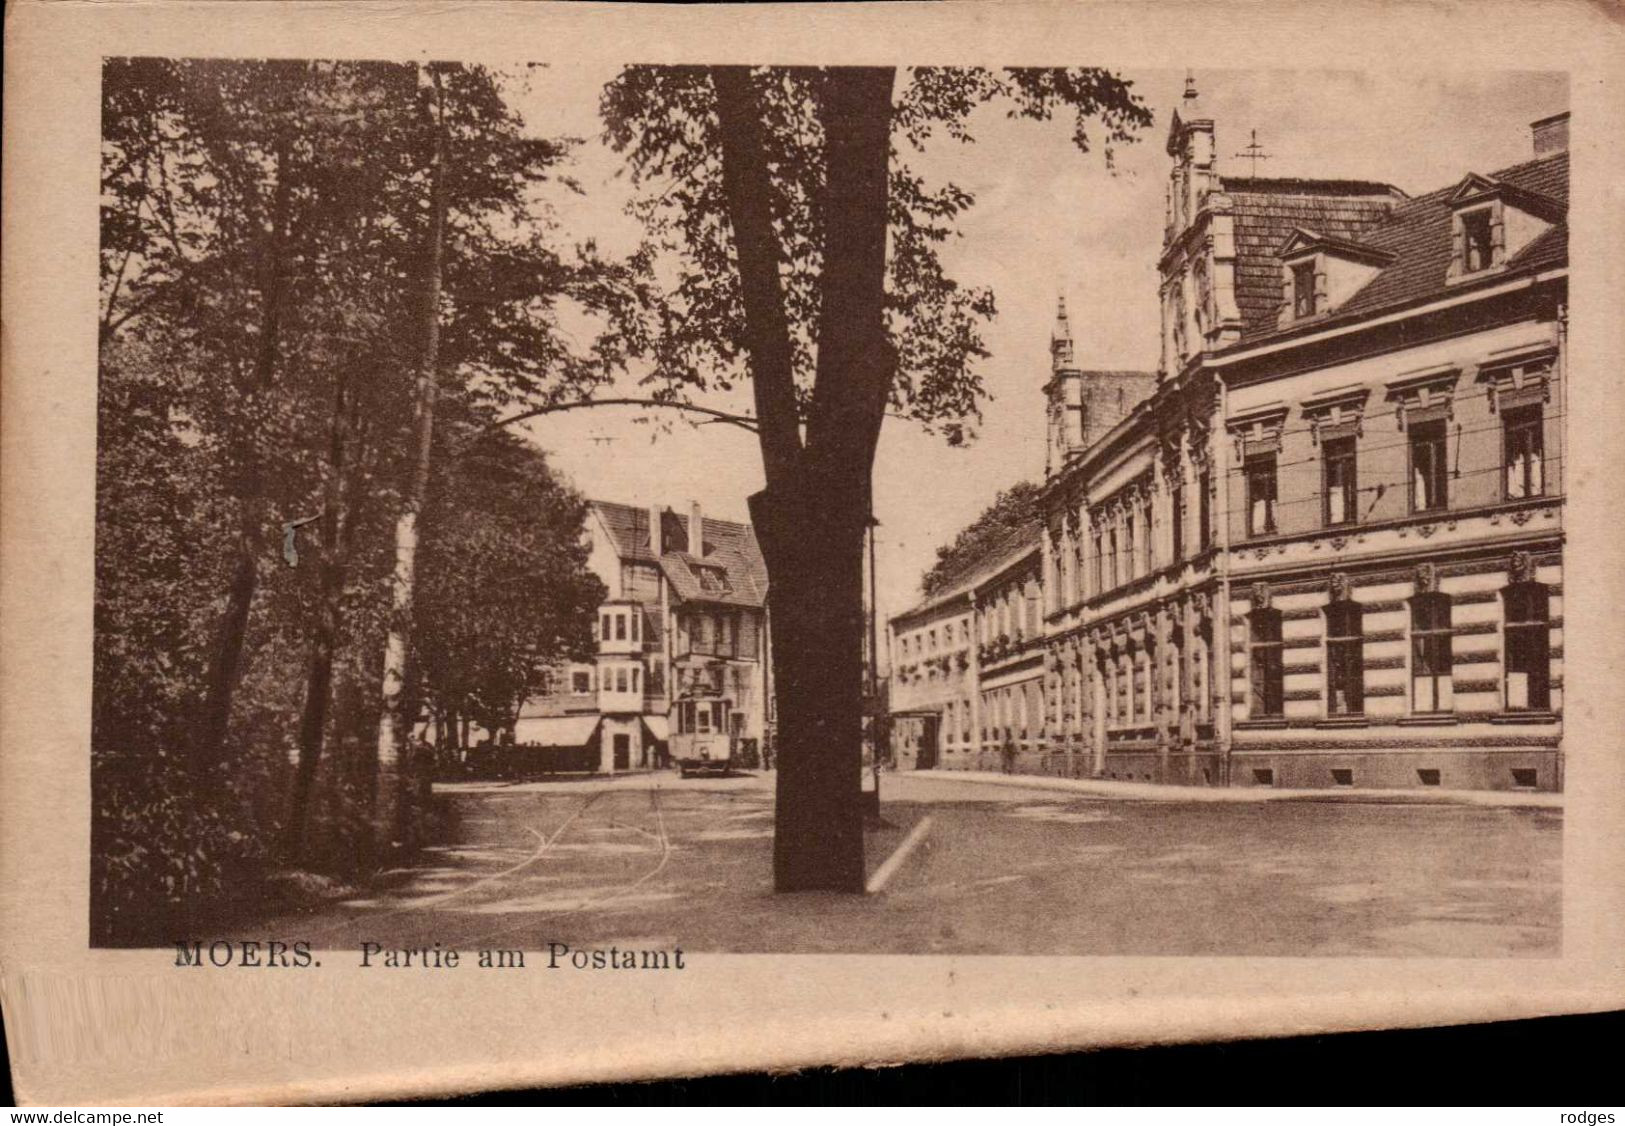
[1411,593,1453,713]
[1504,583,1551,711]
[1325,601,1365,716]
[1249,610,1284,718]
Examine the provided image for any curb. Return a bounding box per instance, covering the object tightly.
[905,768,1564,809]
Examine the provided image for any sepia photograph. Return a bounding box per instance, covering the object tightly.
[9,0,1625,1107]
[92,55,1566,959]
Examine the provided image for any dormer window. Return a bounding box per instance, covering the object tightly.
[690,563,731,595]
[1447,173,1561,283]
[1291,260,1317,318]
[1276,229,1392,327]
[1461,208,1495,273]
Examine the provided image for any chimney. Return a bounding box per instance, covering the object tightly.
[648,503,664,555]
[688,501,704,557]
[1531,112,1569,157]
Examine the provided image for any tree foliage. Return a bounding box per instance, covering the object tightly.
[94,58,626,941]
[416,424,607,744]
[920,480,1044,597]
[602,66,1151,444]
[601,65,1151,891]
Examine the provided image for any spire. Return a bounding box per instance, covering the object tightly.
[1181,70,1205,119]
[1051,295,1075,370]
[1168,70,1211,156]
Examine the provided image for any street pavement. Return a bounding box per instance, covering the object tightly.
[263,770,1560,958]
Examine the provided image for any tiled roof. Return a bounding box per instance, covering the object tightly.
[590,500,768,609]
[1219,178,1405,338]
[1081,369,1159,444]
[1225,153,1568,348]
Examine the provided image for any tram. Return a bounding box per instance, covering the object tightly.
[670,695,734,777]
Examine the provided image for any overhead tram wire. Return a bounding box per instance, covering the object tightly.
[1221,410,1566,477]
[1219,379,1561,443]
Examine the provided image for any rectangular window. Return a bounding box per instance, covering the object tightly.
[1411,594,1453,713]
[1171,483,1185,562]
[614,667,628,693]
[1504,405,1545,499]
[572,671,590,695]
[631,666,641,694]
[1462,208,1494,273]
[1292,261,1317,318]
[1249,610,1284,717]
[1409,420,1449,512]
[1245,453,1278,537]
[1092,533,1104,592]
[696,705,712,734]
[1504,584,1551,711]
[1107,531,1119,589]
[1323,436,1358,526]
[600,613,611,641]
[1124,521,1136,581]
[1326,601,1365,716]
[1139,654,1152,721]
[1198,471,1213,552]
[614,613,626,641]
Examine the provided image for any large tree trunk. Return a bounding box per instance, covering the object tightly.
[714,66,895,892]
[750,481,869,892]
[193,137,293,782]
[374,71,449,852]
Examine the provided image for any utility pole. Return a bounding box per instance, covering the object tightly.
[864,497,883,817]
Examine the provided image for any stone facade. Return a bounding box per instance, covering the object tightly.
[898,80,1567,793]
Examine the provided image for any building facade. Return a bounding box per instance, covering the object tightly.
[896,82,1568,792]
[887,578,976,772]
[516,500,771,774]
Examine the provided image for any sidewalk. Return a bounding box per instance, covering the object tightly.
[907,767,1564,809]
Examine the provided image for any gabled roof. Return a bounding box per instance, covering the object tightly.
[590,500,768,609]
[1445,170,1566,222]
[1276,227,1396,266]
[1227,151,1568,347]
[1218,178,1405,337]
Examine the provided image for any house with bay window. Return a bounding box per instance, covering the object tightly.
[516,499,770,774]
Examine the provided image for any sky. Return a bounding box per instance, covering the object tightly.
[504,66,1567,638]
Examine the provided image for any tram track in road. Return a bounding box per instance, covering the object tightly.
[301,790,603,945]
[460,784,674,950]
[453,779,776,952]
